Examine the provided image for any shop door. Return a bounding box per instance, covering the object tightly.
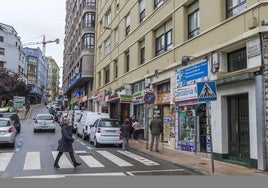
[228,94,250,161]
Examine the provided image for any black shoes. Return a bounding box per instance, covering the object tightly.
[74,162,82,167]
[54,164,60,168]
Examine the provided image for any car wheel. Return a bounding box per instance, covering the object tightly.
[17,127,21,133]
[9,142,15,148]
[33,129,37,133]
[93,137,99,147]
[76,130,79,137]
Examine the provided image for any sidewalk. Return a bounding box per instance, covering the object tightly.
[129,139,268,176]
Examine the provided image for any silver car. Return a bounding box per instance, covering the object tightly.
[33,114,56,133]
[0,117,17,147]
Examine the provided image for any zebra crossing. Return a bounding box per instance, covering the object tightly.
[0,149,160,172]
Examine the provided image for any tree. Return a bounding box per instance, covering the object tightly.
[0,68,31,107]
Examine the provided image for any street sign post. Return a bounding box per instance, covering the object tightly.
[196,81,217,174]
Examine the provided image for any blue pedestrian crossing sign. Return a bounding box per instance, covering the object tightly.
[197,81,217,102]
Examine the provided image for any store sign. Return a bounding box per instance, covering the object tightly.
[120,94,133,103]
[173,84,197,102]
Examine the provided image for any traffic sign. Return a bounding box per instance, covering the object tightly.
[197,81,217,102]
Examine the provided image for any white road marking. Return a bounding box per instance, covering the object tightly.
[79,155,104,167]
[97,151,133,167]
[23,152,41,170]
[74,150,87,154]
[52,151,74,168]
[117,150,160,166]
[0,152,14,171]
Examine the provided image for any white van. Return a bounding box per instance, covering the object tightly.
[68,110,84,133]
[76,111,109,140]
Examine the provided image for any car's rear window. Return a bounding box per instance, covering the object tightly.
[37,115,53,120]
[0,119,10,127]
[99,120,120,127]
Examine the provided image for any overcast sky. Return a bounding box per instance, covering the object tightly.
[0,0,66,85]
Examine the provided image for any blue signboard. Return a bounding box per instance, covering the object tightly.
[144,92,155,104]
[176,61,208,87]
[196,81,217,102]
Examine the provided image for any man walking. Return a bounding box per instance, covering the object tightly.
[149,114,163,152]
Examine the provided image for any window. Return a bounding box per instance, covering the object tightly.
[82,33,95,49]
[83,12,95,28]
[98,71,101,87]
[227,48,247,72]
[0,61,5,67]
[84,0,96,7]
[125,13,130,36]
[139,0,145,22]
[104,66,110,84]
[134,81,145,92]
[105,9,111,26]
[114,27,119,45]
[140,40,145,64]
[105,38,111,55]
[188,1,200,39]
[154,0,165,9]
[0,47,4,56]
[226,0,246,18]
[155,21,172,56]
[116,0,120,14]
[0,36,3,42]
[157,82,170,93]
[114,60,118,78]
[125,51,130,73]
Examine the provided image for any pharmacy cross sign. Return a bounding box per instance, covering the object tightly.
[196,81,217,102]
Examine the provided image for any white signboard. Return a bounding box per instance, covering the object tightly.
[173,84,197,102]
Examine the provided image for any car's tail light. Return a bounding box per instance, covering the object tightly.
[8,127,14,133]
[97,127,101,133]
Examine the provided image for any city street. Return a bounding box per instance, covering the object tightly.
[0,105,204,178]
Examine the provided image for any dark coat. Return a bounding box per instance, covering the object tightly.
[149,118,163,135]
[120,123,131,138]
[57,124,74,152]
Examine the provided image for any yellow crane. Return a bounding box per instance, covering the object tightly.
[23,35,59,56]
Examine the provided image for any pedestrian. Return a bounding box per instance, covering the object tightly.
[132,119,141,142]
[129,115,136,138]
[149,114,163,152]
[120,119,132,151]
[53,116,81,168]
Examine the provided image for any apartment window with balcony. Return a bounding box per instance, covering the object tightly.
[82,33,95,49]
[114,59,118,78]
[125,13,130,36]
[140,40,145,64]
[83,12,95,28]
[139,0,145,23]
[105,8,111,26]
[227,48,247,72]
[0,47,4,56]
[104,66,110,84]
[116,0,120,14]
[226,0,246,18]
[155,20,172,56]
[188,1,199,39]
[154,0,165,9]
[84,0,96,7]
[105,37,111,55]
[125,51,130,73]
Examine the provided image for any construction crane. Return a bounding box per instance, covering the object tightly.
[23,35,60,56]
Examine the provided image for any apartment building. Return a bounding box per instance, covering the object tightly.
[46,57,60,102]
[94,0,268,170]
[63,0,96,110]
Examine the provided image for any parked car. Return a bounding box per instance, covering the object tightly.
[33,114,56,133]
[0,112,21,133]
[89,118,122,147]
[68,110,83,133]
[58,111,68,126]
[0,117,17,147]
[76,111,109,140]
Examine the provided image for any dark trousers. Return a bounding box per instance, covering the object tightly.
[54,151,78,166]
[133,130,139,140]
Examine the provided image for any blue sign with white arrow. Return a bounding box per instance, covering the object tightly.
[197,81,217,102]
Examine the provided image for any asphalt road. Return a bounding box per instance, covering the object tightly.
[0,105,204,178]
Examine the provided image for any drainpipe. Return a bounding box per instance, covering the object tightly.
[256,33,267,171]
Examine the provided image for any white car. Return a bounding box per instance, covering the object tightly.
[68,110,83,133]
[33,114,56,133]
[0,117,17,147]
[89,118,122,147]
[76,111,109,140]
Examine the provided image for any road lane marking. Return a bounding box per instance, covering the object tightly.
[97,151,133,167]
[117,150,160,166]
[79,155,104,167]
[52,151,74,168]
[23,152,41,170]
[0,152,14,171]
